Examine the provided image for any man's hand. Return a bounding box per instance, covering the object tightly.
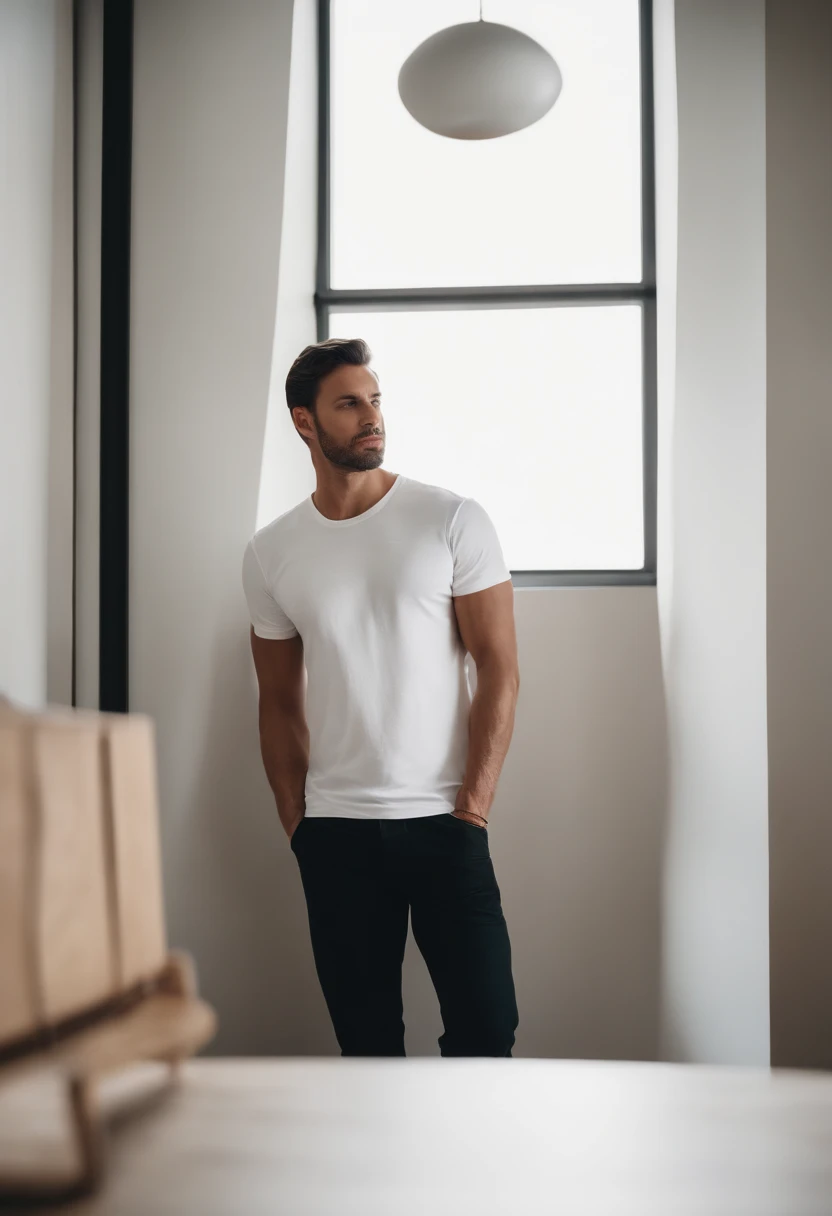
[287,814,305,841]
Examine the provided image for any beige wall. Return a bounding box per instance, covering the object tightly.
[468,587,665,1062]
[766,0,832,1069]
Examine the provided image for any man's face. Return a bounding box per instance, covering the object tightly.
[299,363,386,471]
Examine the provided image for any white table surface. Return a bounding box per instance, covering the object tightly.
[4,1057,832,1215]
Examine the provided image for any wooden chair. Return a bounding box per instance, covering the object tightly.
[0,699,217,1200]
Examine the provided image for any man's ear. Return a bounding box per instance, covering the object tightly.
[292,407,311,446]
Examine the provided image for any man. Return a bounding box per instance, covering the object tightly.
[242,337,520,1057]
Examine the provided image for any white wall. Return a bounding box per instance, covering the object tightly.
[0,0,72,709]
[766,0,832,1069]
[256,0,318,529]
[657,0,770,1064]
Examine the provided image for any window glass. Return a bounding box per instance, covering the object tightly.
[327,306,645,569]
[330,0,642,288]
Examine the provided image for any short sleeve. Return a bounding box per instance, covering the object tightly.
[241,539,299,640]
[448,498,512,597]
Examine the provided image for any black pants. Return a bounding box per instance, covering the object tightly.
[290,812,519,1057]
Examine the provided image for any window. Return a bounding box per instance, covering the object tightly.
[318,0,656,585]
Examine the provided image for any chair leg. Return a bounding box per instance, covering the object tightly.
[68,1074,105,1196]
[152,1050,185,1082]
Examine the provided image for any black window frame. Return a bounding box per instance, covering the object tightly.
[315,0,656,589]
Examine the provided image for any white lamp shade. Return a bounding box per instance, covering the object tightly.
[398,20,563,140]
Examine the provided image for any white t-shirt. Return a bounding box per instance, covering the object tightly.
[242,473,511,820]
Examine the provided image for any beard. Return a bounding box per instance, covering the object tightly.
[313,417,385,472]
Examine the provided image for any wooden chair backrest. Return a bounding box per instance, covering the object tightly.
[0,701,167,1049]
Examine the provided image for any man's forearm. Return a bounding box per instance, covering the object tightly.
[456,661,520,819]
[259,706,309,835]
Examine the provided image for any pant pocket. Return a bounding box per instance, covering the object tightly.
[449,812,488,834]
[290,817,308,852]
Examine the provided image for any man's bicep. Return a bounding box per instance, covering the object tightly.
[452,581,519,677]
[250,629,306,714]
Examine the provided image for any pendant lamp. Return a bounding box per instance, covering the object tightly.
[397,6,563,141]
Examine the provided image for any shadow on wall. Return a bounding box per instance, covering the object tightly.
[183,625,335,1057]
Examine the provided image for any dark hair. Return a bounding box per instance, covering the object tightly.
[286,338,374,423]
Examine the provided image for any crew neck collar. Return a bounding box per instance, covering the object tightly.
[307,473,405,528]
